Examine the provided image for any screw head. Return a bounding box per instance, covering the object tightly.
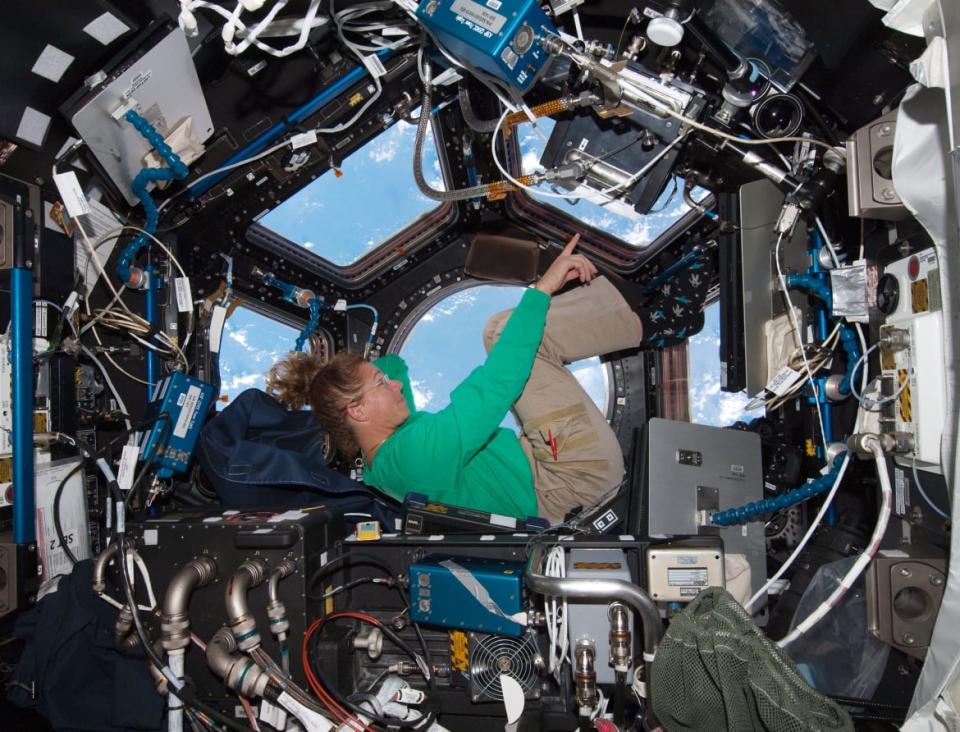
[930,574,944,587]
[873,94,884,106]
[901,633,916,645]
[899,567,912,577]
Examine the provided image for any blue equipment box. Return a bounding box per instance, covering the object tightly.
[417,0,556,93]
[142,372,214,479]
[409,555,527,636]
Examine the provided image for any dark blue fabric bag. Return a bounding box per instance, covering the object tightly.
[196,388,399,526]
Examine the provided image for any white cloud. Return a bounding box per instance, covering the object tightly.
[369,135,399,163]
[222,372,263,391]
[228,329,248,348]
[410,378,435,410]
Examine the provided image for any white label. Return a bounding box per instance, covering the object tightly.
[174,277,192,313]
[34,303,47,338]
[209,305,227,354]
[143,528,159,546]
[362,54,387,79]
[290,130,318,149]
[173,385,203,439]
[116,501,125,534]
[53,171,91,219]
[766,365,803,397]
[667,568,709,586]
[382,27,409,36]
[260,700,288,729]
[895,466,907,515]
[35,459,91,580]
[485,0,502,9]
[116,444,140,491]
[450,0,507,33]
[393,688,425,704]
[489,513,516,529]
[277,692,334,732]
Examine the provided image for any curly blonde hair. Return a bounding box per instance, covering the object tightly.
[266,350,367,458]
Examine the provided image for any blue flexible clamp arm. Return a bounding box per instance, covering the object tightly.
[118,111,189,286]
[711,452,847,526]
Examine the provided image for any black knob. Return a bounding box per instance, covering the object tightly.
[877,273,900,315]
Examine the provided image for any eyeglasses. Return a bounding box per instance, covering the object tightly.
[346,371,390,408]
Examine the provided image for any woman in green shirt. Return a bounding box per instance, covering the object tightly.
[269,236,643,524]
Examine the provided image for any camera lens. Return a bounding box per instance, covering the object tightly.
[751,94,804,138]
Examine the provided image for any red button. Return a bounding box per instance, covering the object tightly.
[4,485,12,504]
[908,255,920,280]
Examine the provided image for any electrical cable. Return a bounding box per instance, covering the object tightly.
[775,232,829,456]
[744,454,850,613]
[778,440,893,647]
[912,457,950,520]
[849,343,911,409]
[544,545,569,682]
[305,612,435,729]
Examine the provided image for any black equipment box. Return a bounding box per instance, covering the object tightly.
[402,492,550,535]
[130,505,346,702]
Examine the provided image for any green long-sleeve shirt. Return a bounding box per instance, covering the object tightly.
[364,288,550,518]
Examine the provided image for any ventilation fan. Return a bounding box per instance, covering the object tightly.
[468,632,542,703]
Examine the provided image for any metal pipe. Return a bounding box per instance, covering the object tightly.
[161,556,217,651]
[207,626,270,699]
[226,558,267,651]
[12,266,34,544]
[266,559,295,642]
[93,543,120,594]
[526,544,662,655]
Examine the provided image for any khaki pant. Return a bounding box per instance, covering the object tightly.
[483,277,642,524]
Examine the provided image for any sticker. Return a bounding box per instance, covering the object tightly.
[489,513,516,529]
[486,0,502,8]
[450,0,507,33]
[766,365,803,397]
[173,385,202,439]
[361,54,387,79]
[209,305,227,354]
[53,171,91,219]
[31,45,75,83]
[143,528,159,546]
[895,466,907,515]
[16,107,51,147]
[116,444,140,491]
[83,12,130,45]
[174,277,192,313]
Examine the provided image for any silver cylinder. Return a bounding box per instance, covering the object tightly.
[563,149,633,192]
[526,544,662,655]
[824,373,849,402]
[207,627,270,699]
[226,559,267,652]
[161,556,218,651]
[574,640,598,709]
[92,543,119,594]
[608,602,632,673]
[266,559,295,640]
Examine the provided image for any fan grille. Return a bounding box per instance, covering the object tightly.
[468,633,541,702]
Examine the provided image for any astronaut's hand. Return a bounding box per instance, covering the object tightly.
[534,234,598,296]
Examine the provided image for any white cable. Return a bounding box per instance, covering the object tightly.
[544,546,569,681]
[775,232,829,456]
[778,441,893,648]
[171,137,293,200]
[748,334,870,614]
[814,218,841,268]
[572,10,584,42]
[912,457,950,520]
[848,343,911,408]
[183,0,325,58]
[744,454,850,613]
